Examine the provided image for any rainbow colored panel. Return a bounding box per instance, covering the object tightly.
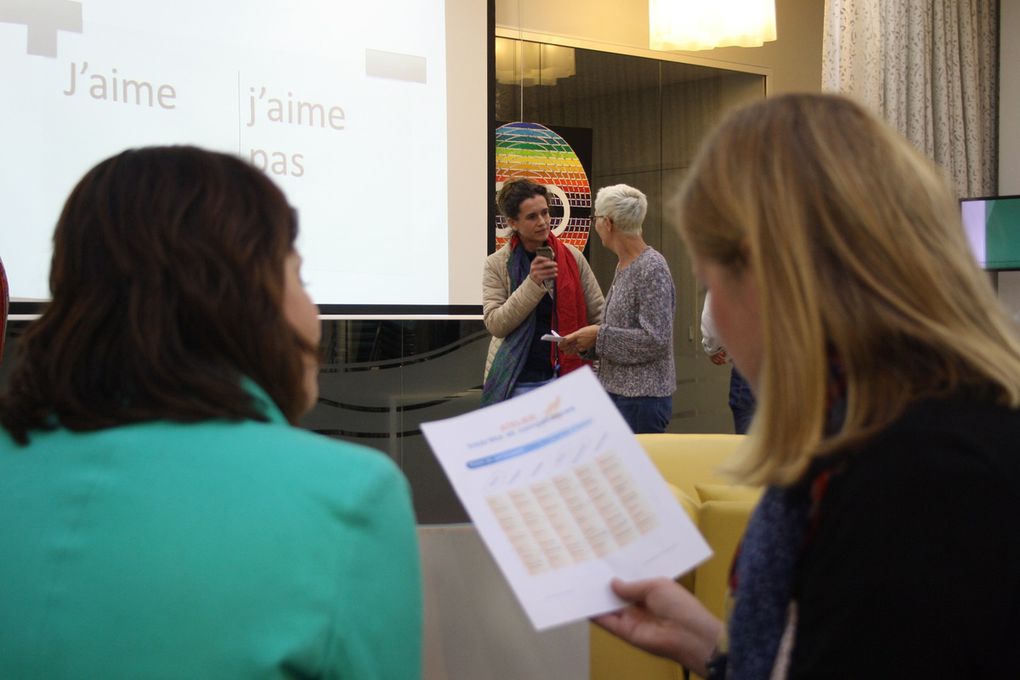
[495,122,591,250]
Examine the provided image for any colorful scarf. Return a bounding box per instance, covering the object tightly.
[481,233,590,405]
[724,357,848,679]
[548,232,590,377]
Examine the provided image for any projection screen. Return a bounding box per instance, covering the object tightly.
[0,0,492,315]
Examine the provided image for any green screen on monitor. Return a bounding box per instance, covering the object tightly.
[960,195,1020,271]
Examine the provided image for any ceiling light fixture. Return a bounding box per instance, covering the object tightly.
[649,0,777,51]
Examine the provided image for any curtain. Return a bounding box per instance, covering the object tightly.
[822,0,998,197]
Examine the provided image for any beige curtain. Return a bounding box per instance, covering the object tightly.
[822,0,998,197]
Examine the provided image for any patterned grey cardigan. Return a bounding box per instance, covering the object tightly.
[593,247,675,397]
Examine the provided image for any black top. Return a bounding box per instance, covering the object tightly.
[789,392,1020,678]
[518,249,556,384]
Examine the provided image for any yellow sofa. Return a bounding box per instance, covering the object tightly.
[590,434,761,680]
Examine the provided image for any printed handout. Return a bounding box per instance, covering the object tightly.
[421,367,712,630]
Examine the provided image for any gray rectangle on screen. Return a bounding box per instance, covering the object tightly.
[365,49,427,84]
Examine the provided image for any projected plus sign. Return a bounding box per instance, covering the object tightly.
[0,0,82,58]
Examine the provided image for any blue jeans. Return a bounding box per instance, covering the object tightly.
[510,378,555,399]
[608,393,672,434]
[728,368,756,434]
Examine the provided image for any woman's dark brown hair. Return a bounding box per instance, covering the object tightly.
[0,146,316,443]
[496,178,548,220]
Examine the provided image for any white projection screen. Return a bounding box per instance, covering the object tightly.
[0,0,492,315]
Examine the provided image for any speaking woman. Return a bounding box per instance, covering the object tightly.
[482,178,604,404]
[595,94,1020,677]
[0,147,421,679]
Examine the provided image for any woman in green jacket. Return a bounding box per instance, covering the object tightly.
[0,146,422,679]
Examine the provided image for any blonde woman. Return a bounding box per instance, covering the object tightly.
[596,94,1020,677]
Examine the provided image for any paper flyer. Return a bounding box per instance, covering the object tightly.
[421,367,712,630]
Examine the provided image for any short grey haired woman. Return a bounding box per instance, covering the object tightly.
[560,183,676,433]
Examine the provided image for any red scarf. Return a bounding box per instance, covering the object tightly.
[547,232,590,375]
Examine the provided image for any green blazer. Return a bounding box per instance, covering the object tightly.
[0,388,421,679]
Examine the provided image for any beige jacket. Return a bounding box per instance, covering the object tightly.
[482,242,604,380]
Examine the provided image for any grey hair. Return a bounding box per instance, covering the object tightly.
[594,184,647,235]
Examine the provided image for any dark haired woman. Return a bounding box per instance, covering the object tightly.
[0,146,421,679]
[482,178,604,404]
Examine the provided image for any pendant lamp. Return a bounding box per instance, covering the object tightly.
[649,0,777,51]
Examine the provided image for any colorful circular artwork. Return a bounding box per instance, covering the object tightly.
[495,121,591,250]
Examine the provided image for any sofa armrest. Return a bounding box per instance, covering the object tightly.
[693,499,756,621]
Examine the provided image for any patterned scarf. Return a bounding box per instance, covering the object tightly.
[481,233,590,405]
[481,235,534,405]
[725,358,848,679]
[548,232,590,377]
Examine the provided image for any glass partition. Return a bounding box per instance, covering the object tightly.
[495,38,765,441]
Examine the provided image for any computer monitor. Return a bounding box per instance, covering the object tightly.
[960,195,1020,271]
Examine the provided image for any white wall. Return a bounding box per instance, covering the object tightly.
[1000,2,1020,193]
[998,1,1020,316]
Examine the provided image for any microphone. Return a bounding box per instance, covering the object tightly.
[537,241,555,297]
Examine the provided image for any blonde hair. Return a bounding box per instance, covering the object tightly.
[678,93,1020,486]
